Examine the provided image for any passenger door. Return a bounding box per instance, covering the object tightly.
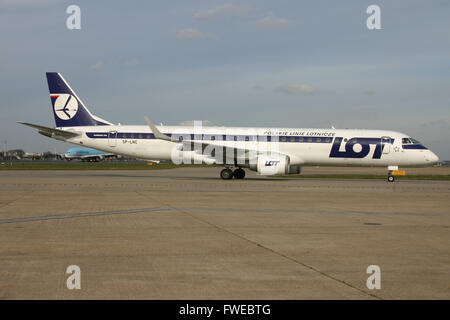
[381,136,391,154]
[108,130,117,147]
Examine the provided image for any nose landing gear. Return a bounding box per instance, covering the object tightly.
[387,165,405,182]
[387,165,398,182]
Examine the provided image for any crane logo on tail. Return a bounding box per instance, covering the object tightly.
[52,94,78,120]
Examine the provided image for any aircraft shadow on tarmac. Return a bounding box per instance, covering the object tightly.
[86,172,290,181]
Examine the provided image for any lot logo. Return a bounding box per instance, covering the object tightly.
[265,160,280,166]
[329,137,387,159]
[53,94,78,120]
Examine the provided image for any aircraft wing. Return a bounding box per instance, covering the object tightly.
[180,139,261,155]
[18,122,81,139]
[144,116,284,163]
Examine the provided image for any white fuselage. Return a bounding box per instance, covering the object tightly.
[56,125,439,167]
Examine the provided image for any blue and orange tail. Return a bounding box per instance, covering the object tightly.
[46,72,112,127]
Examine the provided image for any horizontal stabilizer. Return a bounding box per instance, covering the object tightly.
[17,122,80,139]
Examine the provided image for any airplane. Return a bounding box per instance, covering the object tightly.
[21,151,42,160]
[19,72,439,182]
[64,147,114,162]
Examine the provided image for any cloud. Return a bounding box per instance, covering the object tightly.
[176,28,216,41]
[89,62,104,71]
[252,85,265,90]
[124,58,139,67]
[194,4,252,20]
[257,12,294,29]
[276,84,318,95]
[420,119,449,128]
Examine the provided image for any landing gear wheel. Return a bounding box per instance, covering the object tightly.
[387,175,395,182]
[233,168,246,179]
[220,168,233,180]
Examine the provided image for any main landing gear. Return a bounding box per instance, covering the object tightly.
[220,167,246,180]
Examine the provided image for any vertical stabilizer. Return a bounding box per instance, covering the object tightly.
[46,72,112,127]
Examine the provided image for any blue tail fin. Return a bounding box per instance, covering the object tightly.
[46,72,112,127]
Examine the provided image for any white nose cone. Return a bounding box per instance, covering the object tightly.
[428,151,439,164]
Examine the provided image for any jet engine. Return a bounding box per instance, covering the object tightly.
[247,155,287,175]
[248,154,302,175]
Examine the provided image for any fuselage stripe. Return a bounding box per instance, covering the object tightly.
[85,132,334,143]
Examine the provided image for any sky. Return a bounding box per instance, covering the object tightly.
[0,0,449,159]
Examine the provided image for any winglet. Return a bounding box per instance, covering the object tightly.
[144,116,171,141]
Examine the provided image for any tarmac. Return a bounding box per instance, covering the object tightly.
[0,167,449,299]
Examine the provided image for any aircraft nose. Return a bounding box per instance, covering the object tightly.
[427,151,439,164]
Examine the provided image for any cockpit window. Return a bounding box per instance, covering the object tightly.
[402,138,412,144]
[410,138,421,144]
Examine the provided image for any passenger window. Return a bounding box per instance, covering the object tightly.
[299,137,303,142]
[245,136,249,141]
[290,137,295,142]
[281,137,287,142]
